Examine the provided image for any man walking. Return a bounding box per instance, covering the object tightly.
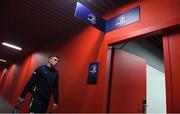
[18,55,60,113]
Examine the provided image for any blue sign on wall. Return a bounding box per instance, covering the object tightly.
[105,6,140,32]
[87,62,99,84]
[74,2,106,32]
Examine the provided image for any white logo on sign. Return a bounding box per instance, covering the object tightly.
[87,14,96,24]
[90,65,97,74]
[115,15,126,26]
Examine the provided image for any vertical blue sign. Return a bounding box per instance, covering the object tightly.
[74,2,105,32]
[105,6,140,32]
[87,62,99,84]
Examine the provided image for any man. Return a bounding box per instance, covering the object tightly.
[18,55,59,113]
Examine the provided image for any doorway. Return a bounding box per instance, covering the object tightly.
[107,34,166,113]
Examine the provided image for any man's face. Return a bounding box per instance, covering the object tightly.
[49,57,59,67]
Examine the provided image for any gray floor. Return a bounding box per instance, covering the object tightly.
[0,96,13,112]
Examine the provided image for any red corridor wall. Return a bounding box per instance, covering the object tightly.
[0,0,180,112]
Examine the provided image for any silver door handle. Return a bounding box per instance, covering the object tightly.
[143,99,148,113]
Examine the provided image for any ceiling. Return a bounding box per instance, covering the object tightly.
[0,0,136,70]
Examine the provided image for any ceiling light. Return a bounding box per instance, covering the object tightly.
[0,59,7,63]
[2,42,22,51]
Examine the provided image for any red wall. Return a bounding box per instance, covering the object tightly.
[0,68,8,93]
[163,34,173,112]
[104,0,180,43]
[103,0,180,112]
[0,27,106,112]
[0,53,49,112]
[0,0,180,113]
[52,27,105,112]
[163,27,180,112]
[0,68,7,80]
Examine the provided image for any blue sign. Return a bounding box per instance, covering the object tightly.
[74,2,105,32]
[105,6,140,32]
[87,62,99,84]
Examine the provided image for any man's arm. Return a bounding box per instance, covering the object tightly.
[52,75,59,111]
[52,75,59,104]
[19,68,40,100]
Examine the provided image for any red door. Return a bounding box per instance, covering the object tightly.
[109,49,146,113]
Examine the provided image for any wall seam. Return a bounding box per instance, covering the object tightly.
[167,33,174,112]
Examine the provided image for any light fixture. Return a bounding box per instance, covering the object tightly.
[0,59,7,63]
[2,42,22,51]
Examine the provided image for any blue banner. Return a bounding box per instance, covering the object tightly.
[105,6,140,32]
[74,2,105,32]
[87,62,99,84]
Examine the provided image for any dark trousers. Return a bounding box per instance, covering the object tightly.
[29,96,49,113]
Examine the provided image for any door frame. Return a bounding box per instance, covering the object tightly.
[104,30,173,112]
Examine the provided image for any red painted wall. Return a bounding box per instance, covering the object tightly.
[104,0,180,44]
[0,53,49,112]
[163,27,180,112]
[163,34,173,112]
[0,27,106,112]
[103,0,180,112]
[0,68,8,93]
[0,68,7,80]
[51,27,105,112]
[0,0,180,113]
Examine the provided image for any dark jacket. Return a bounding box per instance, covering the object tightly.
[20,65,59,104]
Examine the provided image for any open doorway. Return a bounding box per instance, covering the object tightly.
[107,34,166,113]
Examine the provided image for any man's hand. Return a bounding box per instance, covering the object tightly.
[52,103,58,112]
[18,97,24,104]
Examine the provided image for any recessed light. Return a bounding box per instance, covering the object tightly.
[0,59,7,63]
[2,42,22,51]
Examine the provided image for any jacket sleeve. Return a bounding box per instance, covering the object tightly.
[52,74,59,104]
[20,67,41,98]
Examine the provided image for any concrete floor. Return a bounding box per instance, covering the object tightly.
[0,96,13,113]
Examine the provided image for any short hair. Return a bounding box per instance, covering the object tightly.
[49,55,59,59]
